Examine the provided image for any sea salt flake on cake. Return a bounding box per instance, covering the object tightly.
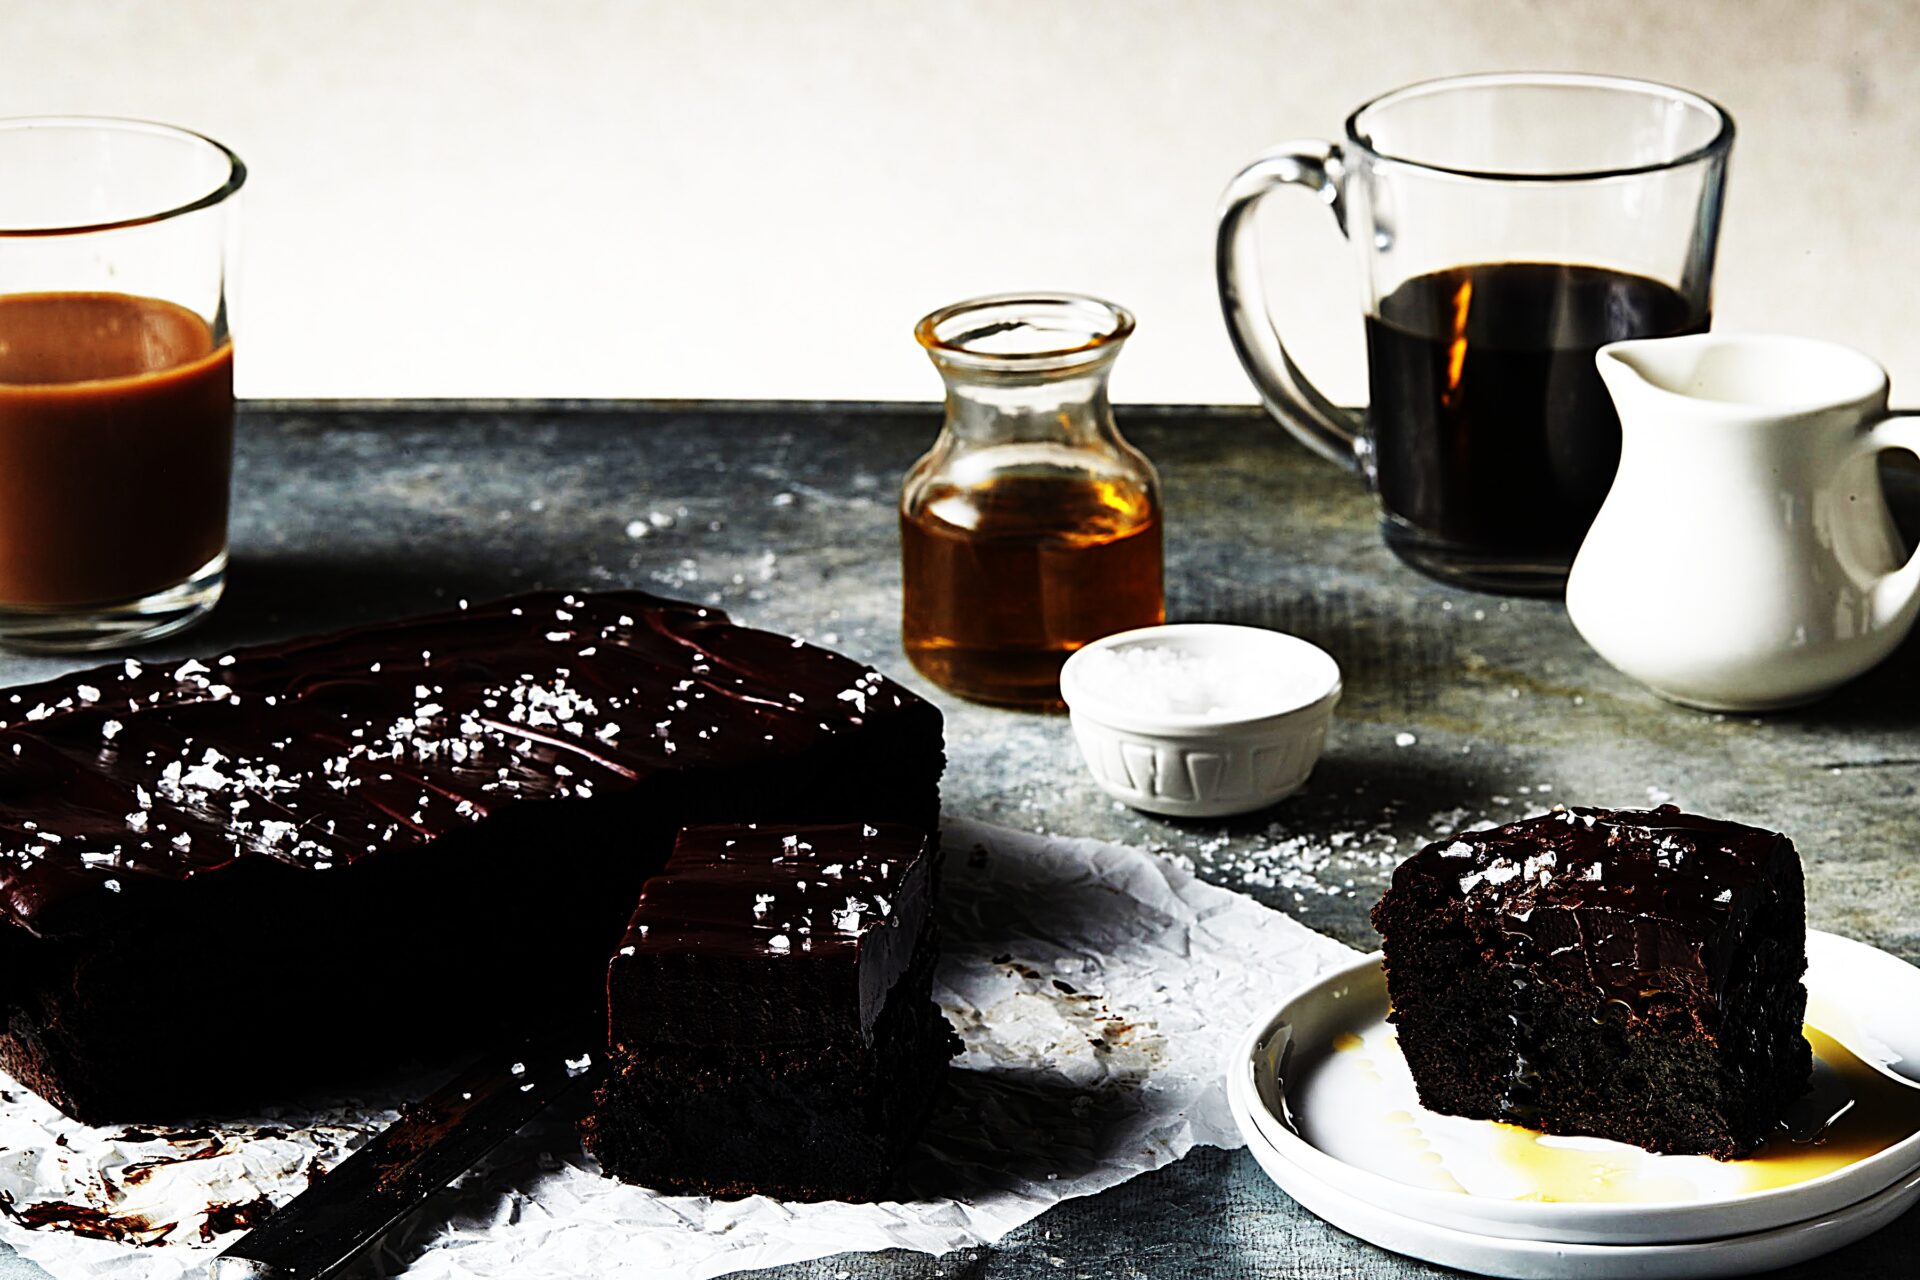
[259,821,299,852]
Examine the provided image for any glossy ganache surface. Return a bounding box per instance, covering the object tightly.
[610,822,935,1047]
[0,590,924,939]
[1384,805,1801,1010]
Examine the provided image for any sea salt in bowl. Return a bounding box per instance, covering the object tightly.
[1058,623,1341,818]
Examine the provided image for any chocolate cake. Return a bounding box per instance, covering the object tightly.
[0,592,943,1122]
[581,822,958,1201]
[1372,806,1810,1159]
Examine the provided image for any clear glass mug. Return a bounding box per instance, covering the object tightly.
[1217,73,1733,595]
[0,117,243,650]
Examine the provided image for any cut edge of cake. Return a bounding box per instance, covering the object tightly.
[581,821,959,1201]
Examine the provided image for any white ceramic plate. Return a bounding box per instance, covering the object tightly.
[1233,1098,1920,1280]
[1229,931,1920,1246]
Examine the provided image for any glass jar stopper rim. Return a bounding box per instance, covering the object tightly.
[916,293,1135,368]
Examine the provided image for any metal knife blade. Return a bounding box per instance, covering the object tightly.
[210,1033,591,1280]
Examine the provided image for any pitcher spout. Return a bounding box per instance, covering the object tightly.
[1594,333,1730,414]
[1598,334,1706,391]
[1596,332,1890,416]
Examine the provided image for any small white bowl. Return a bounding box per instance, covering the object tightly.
[1057,623,1341,818]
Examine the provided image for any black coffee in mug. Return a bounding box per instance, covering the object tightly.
[1364,261,1708,570]
[1217,73,1733,595]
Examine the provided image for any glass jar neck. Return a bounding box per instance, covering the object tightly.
[932,355,1120,447]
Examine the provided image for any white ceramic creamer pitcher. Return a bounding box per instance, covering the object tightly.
[1568,333,1920,710]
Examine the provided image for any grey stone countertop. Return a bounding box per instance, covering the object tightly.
[0,401,1914,1278]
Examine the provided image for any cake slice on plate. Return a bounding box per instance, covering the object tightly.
[1372,805,1811,1158]
[581,821,959,1200]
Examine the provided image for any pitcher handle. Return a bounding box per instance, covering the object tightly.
[1860,412,1920,630]
[1215,142,1366,471]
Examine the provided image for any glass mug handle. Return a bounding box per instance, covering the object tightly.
[1215,142,1365,472]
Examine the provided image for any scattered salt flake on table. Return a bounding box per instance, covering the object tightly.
[0,818,1355,1280]
[1154,795,1522,902]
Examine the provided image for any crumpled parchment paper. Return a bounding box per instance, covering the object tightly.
[0,816,1357,1278]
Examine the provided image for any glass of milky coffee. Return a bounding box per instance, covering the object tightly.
[0,117,243,651]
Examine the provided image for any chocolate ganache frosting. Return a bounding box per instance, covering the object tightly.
[0,591,922,938]
[609,822,934,1049]
[1389,805,1802,1015]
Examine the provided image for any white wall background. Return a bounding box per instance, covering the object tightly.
[1,1,1913,404]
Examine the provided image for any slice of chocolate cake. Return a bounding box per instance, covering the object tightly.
[1372,806,1810,1159]
[0,592,943,1121]
[581,822,958,1201]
